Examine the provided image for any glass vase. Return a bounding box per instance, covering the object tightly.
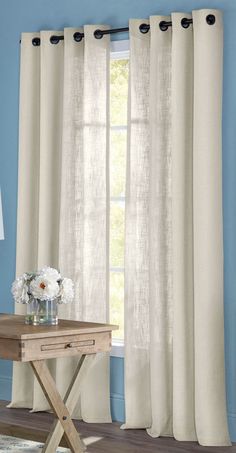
[25,298,58,326]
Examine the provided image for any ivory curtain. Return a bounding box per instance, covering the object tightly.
[124,9,231,446]
[11,26,111,422]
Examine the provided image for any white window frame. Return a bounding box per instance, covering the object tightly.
[110,40,129,358]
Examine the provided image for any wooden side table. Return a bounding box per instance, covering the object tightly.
[0,313,117,452]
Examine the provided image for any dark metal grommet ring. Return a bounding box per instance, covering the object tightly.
[159,21,168,31]
[50,35,60,44]
[139,23,150,34]
[32,37,40,46]
[181,18,191,29]
[94,29,103,39]
[73,32,83,42]
[206,14,216,25]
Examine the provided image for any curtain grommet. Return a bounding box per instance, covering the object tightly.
[50,35,60,45]
[32,37,40,46]
[73,32,83,42]
[181,18,191,29]
[159,21,168,31]
[94,29,103,39]
[206,14,216,25]
[139,23,150,34]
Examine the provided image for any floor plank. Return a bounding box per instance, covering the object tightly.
[0,401,235,452]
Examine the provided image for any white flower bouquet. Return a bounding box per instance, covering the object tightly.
[12,267,74,305]
[11,267,74,325]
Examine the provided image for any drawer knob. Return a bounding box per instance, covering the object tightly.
[65,343,73,349]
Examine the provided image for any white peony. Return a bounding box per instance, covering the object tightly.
[11,274,29,304]
[59,278,74,304]
[30,275,60,301]
[11,268,74,305]
[40,266,61,281]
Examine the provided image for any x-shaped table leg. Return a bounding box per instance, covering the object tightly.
[31,354,96,453]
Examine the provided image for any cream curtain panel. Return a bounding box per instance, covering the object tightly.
[10,26,111,422]
[124,9,231,446]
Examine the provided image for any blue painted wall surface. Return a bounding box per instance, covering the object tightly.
[0,0,236,436]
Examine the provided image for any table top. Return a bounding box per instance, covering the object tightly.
[0,313,118,340]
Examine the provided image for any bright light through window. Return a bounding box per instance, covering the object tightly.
[109,50,129,341]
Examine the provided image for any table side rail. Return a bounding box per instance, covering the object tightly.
[21,331,112,361]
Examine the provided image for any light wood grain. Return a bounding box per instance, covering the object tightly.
[0,313,118,340]
[21,331,111,361]
[31,360,85,453]
[0,338,23,361]
[43,354,95,452]
[0,314,116,451]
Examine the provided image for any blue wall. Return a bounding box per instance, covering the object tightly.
[0,0,236,437]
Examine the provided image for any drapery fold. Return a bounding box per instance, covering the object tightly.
[11,26,111,422]
[171,12,195,440]
[123,9,231,446]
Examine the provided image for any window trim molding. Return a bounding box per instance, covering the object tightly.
[111,339,124,358]
[110,39,129,59]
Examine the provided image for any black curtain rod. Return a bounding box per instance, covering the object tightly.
[29,14,215,47]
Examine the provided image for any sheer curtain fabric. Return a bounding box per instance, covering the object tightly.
[124,9,231,446]
[11,26,111,422]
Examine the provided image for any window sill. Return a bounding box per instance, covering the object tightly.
[110,340,124,358]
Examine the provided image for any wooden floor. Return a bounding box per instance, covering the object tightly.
[0,401,235,452]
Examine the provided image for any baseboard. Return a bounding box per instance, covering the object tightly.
[0,375,11,401]
[110,392,125,423]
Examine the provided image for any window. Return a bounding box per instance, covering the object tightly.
[109,41,129,355]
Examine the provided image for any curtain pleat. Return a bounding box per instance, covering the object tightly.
[171,13,196,441]
[124,19,151,428]
[11,26,111,423]
[192,10,228,445]
[15,33,40,283]
[37,31,64,268]
[58,24,111,422]
[148,14,173,438]
[124,9,231,446]
[33,30,64,412]
[11,33,41,408]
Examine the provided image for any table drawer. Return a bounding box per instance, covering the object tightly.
[21,331,111,361]
[41,339,95,352]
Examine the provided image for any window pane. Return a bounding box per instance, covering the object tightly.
[110,59,129,126]
[110,271,124,339]
[110,130,126,197]
[110,202,125,268]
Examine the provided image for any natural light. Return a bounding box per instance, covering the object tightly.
[109,43,129,343]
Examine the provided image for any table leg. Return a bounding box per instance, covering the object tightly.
[43,354,96,452]
[31,355,95,453]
